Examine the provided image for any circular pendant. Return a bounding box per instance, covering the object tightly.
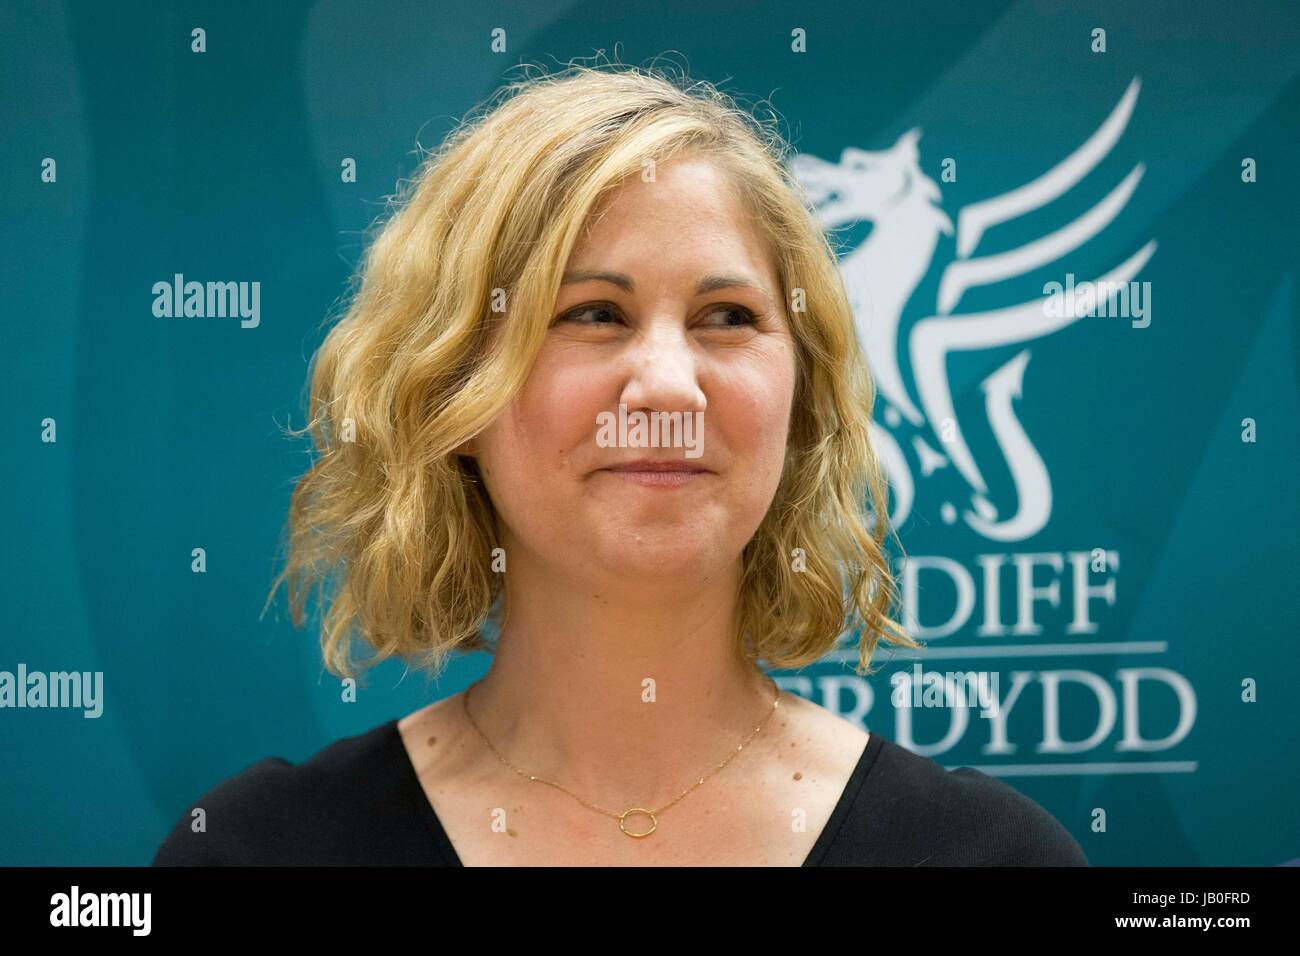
[619,807,658,838]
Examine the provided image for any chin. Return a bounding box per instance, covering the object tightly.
[592,539,723,578]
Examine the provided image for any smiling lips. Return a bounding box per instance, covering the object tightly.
[600,459,711,488]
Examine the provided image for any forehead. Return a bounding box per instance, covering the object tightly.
[571,156,775,279]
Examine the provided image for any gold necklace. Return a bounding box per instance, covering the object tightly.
[461,674,782,838]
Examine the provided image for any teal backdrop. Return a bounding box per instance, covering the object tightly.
[2,0,1297,866]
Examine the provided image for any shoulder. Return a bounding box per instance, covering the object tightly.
[831,735,1089,866]
[151,720,406,866]
[151,754,297,866]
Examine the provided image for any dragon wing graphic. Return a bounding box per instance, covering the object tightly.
[791,76,1156,541]
[911,76,1155,539]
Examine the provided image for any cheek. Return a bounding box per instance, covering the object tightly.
[480,357,605,494]
[724,347,797,464]
[474,409,556,544]
[514,354,609,458]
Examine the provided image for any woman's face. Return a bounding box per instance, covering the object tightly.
[471,154,798,586]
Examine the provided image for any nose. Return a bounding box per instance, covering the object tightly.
[617,320,707,417]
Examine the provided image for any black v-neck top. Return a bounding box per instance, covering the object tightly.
[153,718,1088,866]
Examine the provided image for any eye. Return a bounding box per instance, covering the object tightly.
[555,303,623,326]
[700,304,760,328]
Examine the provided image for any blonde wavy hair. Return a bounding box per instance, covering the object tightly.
[266,58,918,684]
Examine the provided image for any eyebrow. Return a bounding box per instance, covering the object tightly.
[560,269,772,301]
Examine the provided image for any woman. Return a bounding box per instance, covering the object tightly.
[154,62,1087,866]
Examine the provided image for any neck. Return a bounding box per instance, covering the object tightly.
[463,544,776,809]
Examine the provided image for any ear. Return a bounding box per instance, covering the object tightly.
[894,127,922,160]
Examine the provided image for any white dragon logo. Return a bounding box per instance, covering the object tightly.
[791,76,1157,542]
